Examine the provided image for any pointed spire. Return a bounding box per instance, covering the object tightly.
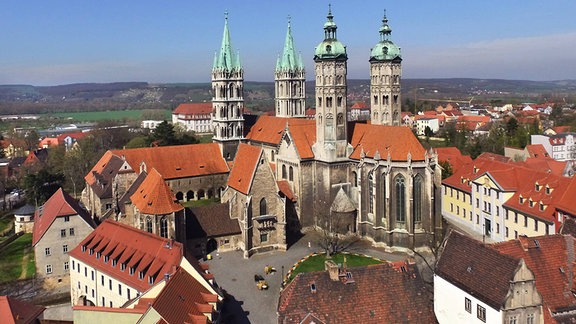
[277,15,303,72]
[323,4,338,40]
[379,9,392,42]
[213,11,241,72]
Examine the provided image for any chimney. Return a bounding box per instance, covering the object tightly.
[325,260,340,281]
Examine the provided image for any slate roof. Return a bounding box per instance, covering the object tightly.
[0,295,45,324]
[32,188,96,246]
[278,262,435,323]
[226,143,262,195]
[173,103,213,117]
[350,123,427,161]
[69,219,185,292]
[130,168,183,215]
[187,203,241,238]
[493,235,576,320]
[435,230,521,310]
[151,267,218,324]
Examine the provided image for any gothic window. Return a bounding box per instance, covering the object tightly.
[318,97,322,107]
[160,217,168,238]
[327,97,333,108]
[337,113,344,125]
[289,166,294,181]
[395,174,406,226]
[236,107,241,117]
[373,95,378,105]
[146,217,153,233]
[384,95,389,105]
[413,175,423,223]
[337,96,342,107]
[380,173,387,221]
[352,171,358,187]
[282,165,287,179]
[259,198,267,216]
[228,83,234,98]
[369,172,375,215]
[393,95,399,104]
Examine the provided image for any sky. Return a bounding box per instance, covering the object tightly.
[1,0,575,85]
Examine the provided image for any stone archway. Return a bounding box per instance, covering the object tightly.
[175,192,184,201]
[186,190,194,201]
[207,238,218,254]
[76,295,95,306]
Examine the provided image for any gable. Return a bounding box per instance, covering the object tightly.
[227,144,262,195]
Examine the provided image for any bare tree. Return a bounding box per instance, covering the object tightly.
[315,211,360,257]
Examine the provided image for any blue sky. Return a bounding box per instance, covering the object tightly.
[1,0,575,85]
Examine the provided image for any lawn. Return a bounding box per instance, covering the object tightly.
[287,252,384,282]
[0,233,34,284]
[0,217,12,234]
[49,109,171,122]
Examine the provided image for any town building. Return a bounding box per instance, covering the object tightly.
[33,188,96,281]
[171,103,213,134]
[415,116,440,135]
[69,219,219,309]
[278,260,435,323]
[441,154,573,242]
[531,133,576,161]
[13,204,35,233]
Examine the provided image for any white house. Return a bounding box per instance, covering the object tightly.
[171,103,213,134]
[415,117,439,135]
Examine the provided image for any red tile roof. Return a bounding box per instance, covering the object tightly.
[130,168,184,215]
[245,115,315,146]
[554,177,576,216]
[435,147,472,173]
[278,262,434,323]
[350,123,426,161]
[69,219,185,292]
[350,102,369,109]
[56,131,89,143]
[227,144,262,195]
[277,180,296,202]
[436,231,522,310]
[493,235,576,319]
[0,296,45,324]
[525,144,549,159]
[288,122,316,159]
[32,188,96,245]
[173,103,213,116]
[188,203,241,238]
[91,143,229,181]
[151,267,218,324]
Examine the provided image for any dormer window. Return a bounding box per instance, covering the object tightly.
[112,259,117,267]
[81,245,86,252]
[138,271,144,280]
[539,203,545,211]
[519,196,524,204]
[535,183,541,192]
[96,252,101,259]
[529,199,535,208]
[104,255,109,263]
[129,267,135,275]
[89,248,94,255]
[121,263,126,271]
[148,275,154,285]
[545,186,552,195]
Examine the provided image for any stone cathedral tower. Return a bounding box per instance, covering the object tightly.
[312,6,351,162]
[275,19,306,118]
[212,13,244,160]
[369,12,402,126]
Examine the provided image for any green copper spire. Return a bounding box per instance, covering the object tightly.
[276,17,304,72]
[370,10,401,61]
[213,12,242,71]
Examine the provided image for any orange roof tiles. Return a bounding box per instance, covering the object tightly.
[288,122,316,159]
[33,188,96,245]
[130,168,183,215]
[493,235,576,318]
[151,267,218,323]
[173,103,213,116]
[102,143,229,180]
[434,147,473,173]
[557,179,576,216]
[0,296,45,324]
[350,123,426,161]
[227,144,261,195]
[277,180,296,202]
[525,144,549,158]
[69,219,185,292]
[246,115,315,146]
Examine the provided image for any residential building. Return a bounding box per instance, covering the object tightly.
[33,188,96,280]
[442,154,572,242]
[348,101,370,121]
[415,116,440,135]
[171,103,213,133]
[435,230,543,324]
[531,133,576,161]
[0,295,45,324]
[69,219,218,309]
[73,267,219,323]
[278,260,435,323]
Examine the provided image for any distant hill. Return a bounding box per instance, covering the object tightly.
[0,78,575,115]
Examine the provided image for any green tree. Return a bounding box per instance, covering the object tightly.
[438,160,453,179]
[150,121,177,146]
[22,169,65,205]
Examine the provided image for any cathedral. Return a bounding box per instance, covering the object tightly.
[217,7,443,255]
[82,7,442,258]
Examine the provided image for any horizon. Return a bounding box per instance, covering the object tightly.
[1,1,575,86]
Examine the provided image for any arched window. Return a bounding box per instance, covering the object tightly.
[413,175,423,223]
[380,173,387,221]
[368,172,375,215]
[289,166,294,181]
[160,217,168,238]
[395,175,406,226]
[352,171,357,187]
[259,198,267,216]
[145,217,153,233]
[282,165,287,179]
